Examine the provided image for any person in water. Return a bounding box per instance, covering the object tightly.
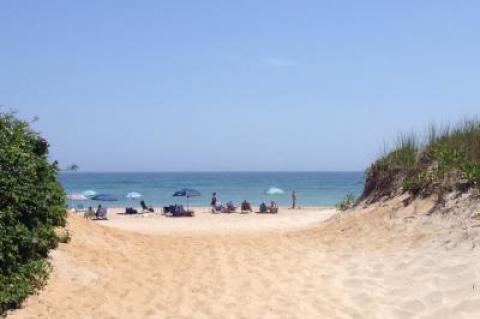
[291,190,297,209]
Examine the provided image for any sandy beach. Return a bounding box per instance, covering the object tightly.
[101,206,337,235]
[8,200,480,319]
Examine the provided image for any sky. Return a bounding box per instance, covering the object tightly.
[1,1,479,172]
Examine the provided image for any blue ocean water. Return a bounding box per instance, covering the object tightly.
[60,172,365,208]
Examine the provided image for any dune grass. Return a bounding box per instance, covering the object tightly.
[336,193,356,211]
[364,118,480,199]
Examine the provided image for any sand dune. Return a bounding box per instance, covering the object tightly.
[8,201,480,318]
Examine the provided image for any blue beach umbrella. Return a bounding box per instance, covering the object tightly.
[172,188,201,210]
[91,194,118,201]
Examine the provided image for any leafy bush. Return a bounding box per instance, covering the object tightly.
[461,162,480,185]
[0,112,66,314]
[402,170,436,195]
[336,193,356,211]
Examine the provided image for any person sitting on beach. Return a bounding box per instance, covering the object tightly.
[259,202,268,213]
[95,205,108,219]
[225,201,236,213]
[95,205,101,218]
[241,200,252,213]
[84,206,95,219]
[269,201,279,214]
[140,200,154,213]
[212,201,223,213]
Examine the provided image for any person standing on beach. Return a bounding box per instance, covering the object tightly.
[291,191,297,209]
[211,192,217,208]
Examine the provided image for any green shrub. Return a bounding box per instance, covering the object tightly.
[402,170,436,195]
[461,162,480,185]
[336,193,356,211]
[431,144,466,177]
[0,112,66,314]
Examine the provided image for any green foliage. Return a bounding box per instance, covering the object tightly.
[364,118,480,199]
[67,164,79,172]
[461,162,480,185]
[431,143,466,176]
[402,170,436,195]
[0,112,66,314]
[376,134,418,171]
[336,193,356,211]
[0,260,50,315]
[391,134,418,167]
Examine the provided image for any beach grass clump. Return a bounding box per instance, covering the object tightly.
[361,118,480,202]
[0,112,66,315]
[336,193,356,211]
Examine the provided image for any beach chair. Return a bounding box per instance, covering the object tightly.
[269,206,279,214]
[84,207,96,219]
[212,203,223,214]
[269,202,279,214]
[169,205,194,217]
[225,201,237,213]
[258,202,268,213]
[240,201,252,213]
[227,201,237,213]
[96,207,108,220]
[140,200,154,213]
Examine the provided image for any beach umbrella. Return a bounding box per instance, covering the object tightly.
[82,190,97,197]
[67,193,87,201]
[265,187,285,195]
[172,188,201,210]
[126,192,142,200]
[91,194,118,201]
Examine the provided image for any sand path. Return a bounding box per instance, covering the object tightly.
[8,202,480,318]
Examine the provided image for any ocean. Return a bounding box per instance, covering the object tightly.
[60,172,365,208]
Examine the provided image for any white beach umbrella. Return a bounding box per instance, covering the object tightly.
[67,193,88,201]
[126,192,142,200]
[265,187,285,195]
[82,190,97,197]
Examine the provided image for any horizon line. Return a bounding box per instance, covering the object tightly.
[59,170,365,174]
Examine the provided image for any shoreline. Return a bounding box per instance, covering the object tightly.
[76,206,335,214]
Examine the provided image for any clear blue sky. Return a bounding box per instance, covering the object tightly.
[1,1,479,171]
